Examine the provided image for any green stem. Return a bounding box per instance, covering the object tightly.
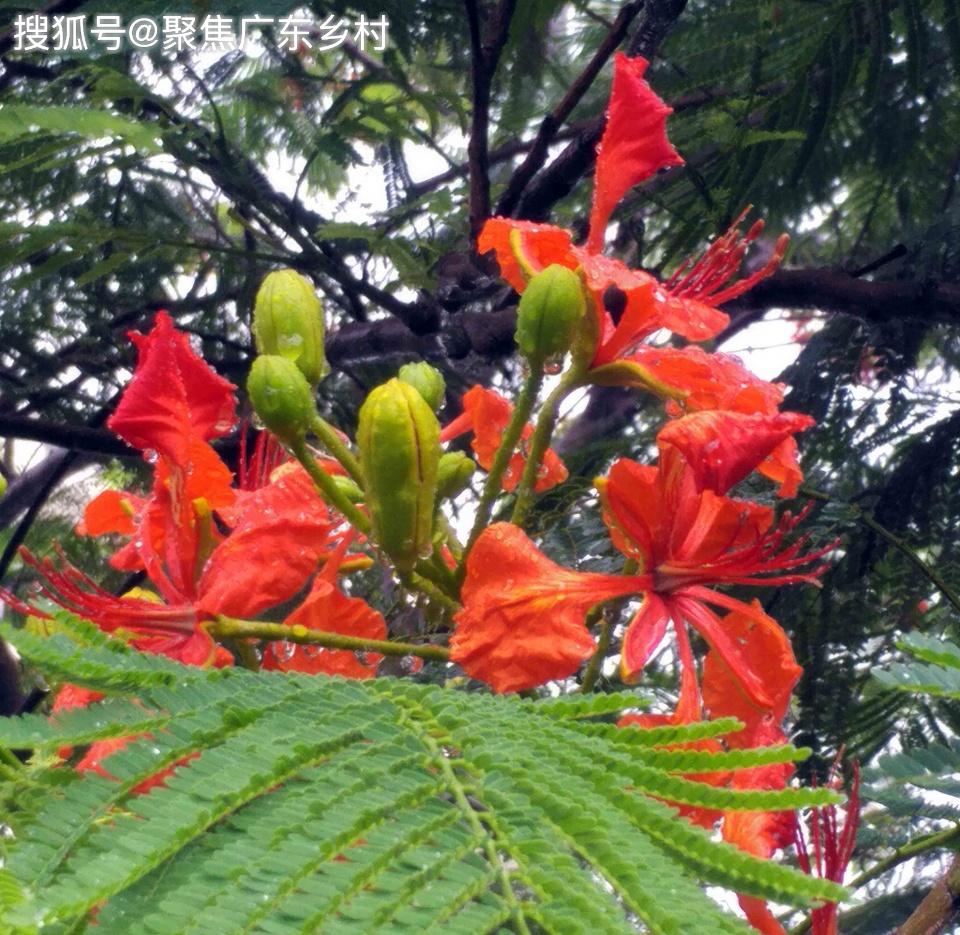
[402,569,462,613]
[0,745,23,770]
[456,367,544,583]
[850,823,960,892]
[395,700,532,934]
[510,371,583,527]
[209,615,450,661]
[310,414,363,484]
[802,486,960,616]
[291,438,371,533]
[580,617,613,694]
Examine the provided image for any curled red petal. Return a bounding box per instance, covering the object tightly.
[702,599,802,731]
[587,54,683,252]
[109,311,237,465]
[476,217,577,293]
[620,591,670,680]
[446,387,568,493]
[657,410,814,495]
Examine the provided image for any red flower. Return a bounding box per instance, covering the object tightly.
[450,523,652,693]
[439,385,568,492]
[620,602,803,935]
[587,54,683,253]
[9,313,353,667]
[477,55,787,371]
[597,410,827,701]
[623,345,804,496]
[262,534,387,679]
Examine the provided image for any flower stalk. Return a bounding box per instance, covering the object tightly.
[209,615,450,662]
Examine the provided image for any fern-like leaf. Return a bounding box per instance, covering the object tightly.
[0,616,845,934]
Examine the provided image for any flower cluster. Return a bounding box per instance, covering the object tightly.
[4,51,843,933]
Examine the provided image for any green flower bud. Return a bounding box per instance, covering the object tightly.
[357,378,440,570]
[247,355,317,445]
[253,269,329,387]
[398,361,446,411]
[436,451,476,501]
[515,264,587,367]
[0,474,6,498]
[331,475,364,503]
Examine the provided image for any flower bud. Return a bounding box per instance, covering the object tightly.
[357,378,440,570]
[436,451,476,500]
[247,355,317,445]
[514,264,587,366]
[398,361,446,411]
[253,270,329,387]
[331,475,364,503]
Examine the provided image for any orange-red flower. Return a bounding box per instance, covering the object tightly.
[450,522,652,693]
[598,410,827,700]
[620,600,803,934]
[439,385,567,492]
[8,313,354,667]
[477,54,787,372]
[621,345,804,496]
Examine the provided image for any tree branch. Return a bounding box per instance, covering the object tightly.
[729,268,960,325]
[896,854,960,935]
[496,0,644,217]
[515,0,688,220]
[0,415,132,458]
[466,0,519,239]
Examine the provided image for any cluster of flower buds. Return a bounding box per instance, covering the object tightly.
[247,269,327,444]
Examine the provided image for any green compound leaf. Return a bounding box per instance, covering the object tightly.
[0,616,845,934]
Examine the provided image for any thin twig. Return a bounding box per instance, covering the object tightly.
[209,616,450,661]
[802,486,960,617]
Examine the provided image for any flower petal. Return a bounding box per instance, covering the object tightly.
[109,311,236,465]
[657,410,814,495]
[451,523,650,693]
[587,54,683,252]
[477,217,576,293]
[198,462,343,620]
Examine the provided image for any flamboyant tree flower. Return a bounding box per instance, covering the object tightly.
[477,54,787,373]
[452,410,826,698]
[9,313,354,667]
[439,385,568,492]
[449,522,652,693]
[597,409,829,702]
[621,600,803,935]
[620,345,804,496]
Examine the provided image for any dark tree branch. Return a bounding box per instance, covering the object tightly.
[0,416,132,458]
[496,0,645,217]
[515,0,688,220]
[0,447,80,580]
[728,269,960,325]
[466,0,519,239]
